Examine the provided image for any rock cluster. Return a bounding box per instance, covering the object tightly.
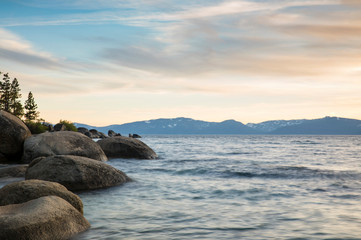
[0,111,158,239]
[77,127,108,139]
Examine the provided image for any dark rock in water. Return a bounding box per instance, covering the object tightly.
[85,131,92,138]
[89,129,99,136]
[77,127,89,135]
[0,179,83,214]
[98,132,108,139]
[97,136,157,159]
[108,130,121,137]
[0,110,31,162]
[0,165,28,178]
[132,134,141,138]
[89,129,107,139]
[53,123,66,131]
[0,196,90,240]
[25,155,131,191]
[22,131,107,163]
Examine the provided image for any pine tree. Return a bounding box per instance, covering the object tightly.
[10,78,24,117]
[0,73,11,112]
[24,91,39,121]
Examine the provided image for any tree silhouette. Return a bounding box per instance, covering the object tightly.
[24,91,39,121]
[10,78,24,117]
[0,73,11,112]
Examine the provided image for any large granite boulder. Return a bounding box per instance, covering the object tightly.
[0,179,83,214]
[97,136,157,159]
[25,155,131,191]
[0,196,90,240]
[22,131,107,163]
[0,110,31,162]
[0,165,28,178]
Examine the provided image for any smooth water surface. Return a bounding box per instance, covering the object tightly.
[2,135,361,239]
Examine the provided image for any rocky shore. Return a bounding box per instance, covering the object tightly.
[0,110,158,239]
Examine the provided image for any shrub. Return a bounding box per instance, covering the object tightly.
[25,121,48,134]
[59,120,77,132]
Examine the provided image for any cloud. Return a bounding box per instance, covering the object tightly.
[0,28,64,69]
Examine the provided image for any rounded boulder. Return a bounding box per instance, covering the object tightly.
[22,131,107,163]
[0,110,31,162]
[0,196,90,240]
[25,155,131,191]
[0,179,84,214]
[97,136,158,159]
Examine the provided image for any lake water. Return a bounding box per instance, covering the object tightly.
[2,135,361,239]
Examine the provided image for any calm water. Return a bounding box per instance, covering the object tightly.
[3,135,361,239]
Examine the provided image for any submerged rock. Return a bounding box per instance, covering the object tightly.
[26,155,131,191]
[0,165,28,178]
[0,196,90,240]
[0,110,31,162]
[22,131,107,163]
[0,179,83,214]
[97,136,157,159]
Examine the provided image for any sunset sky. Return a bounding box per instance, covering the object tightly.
[0,0,360,126]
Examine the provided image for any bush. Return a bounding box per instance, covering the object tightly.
[25,121,48,134]
[59,120,77,132]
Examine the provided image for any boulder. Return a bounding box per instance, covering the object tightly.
[22,131,107,163]
[25,155,131,191]
[89,129,107,139]
[0,179,83,214]
[97,136,157,159]
[0,165,28,178]
[0,110,31,162]
[77,127,89,135]
[53,123,66,131]
[132,134,142,138]
[0,196,90,240]
[108,130,121,137]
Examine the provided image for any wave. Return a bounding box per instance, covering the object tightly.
[291,140,321,145]
[224,166,361,180]
[157,165,361,181]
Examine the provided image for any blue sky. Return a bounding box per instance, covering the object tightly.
[0,0,360,125]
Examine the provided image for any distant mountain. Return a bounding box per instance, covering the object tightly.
[75,117,260,135]
[270,117,361,135]
[75,116,361,135]
[246,119,306,132]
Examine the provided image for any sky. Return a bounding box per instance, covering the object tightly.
[0,0,360,126]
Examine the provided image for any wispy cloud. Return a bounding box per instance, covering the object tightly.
[0,28,63,69]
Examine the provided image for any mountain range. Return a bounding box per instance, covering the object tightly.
[74,116,361,135]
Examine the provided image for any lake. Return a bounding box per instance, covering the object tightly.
[2,135,361,239]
